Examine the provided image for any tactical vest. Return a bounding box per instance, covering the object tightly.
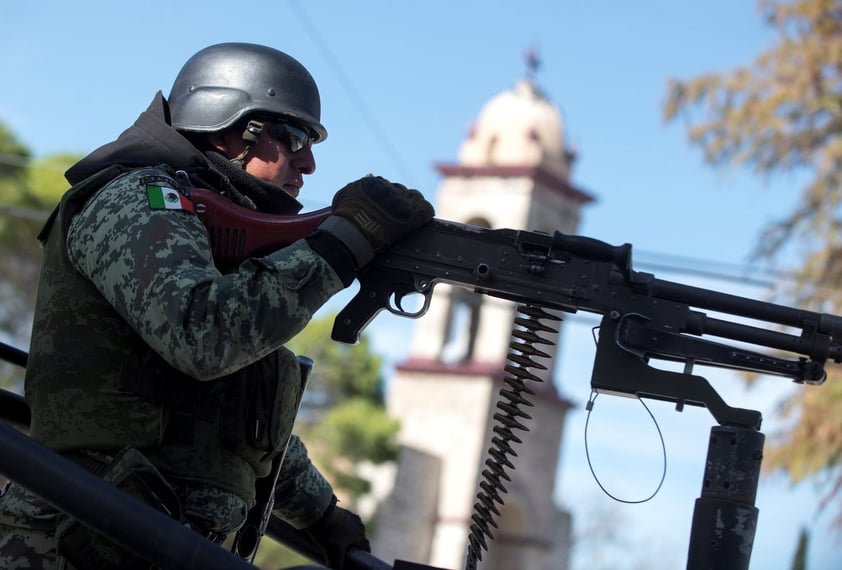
[25,166,303,506]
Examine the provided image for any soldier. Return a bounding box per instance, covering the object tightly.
[0,42,433,569]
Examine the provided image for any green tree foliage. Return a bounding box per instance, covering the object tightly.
[0,123,35,388]
[0,143,77,306]
[0,122,31,247]
[253,538,310,570]
[0,121,79,388]
[663,0,842,526]
[287,313,399,501]
[0,123,29,181]
[289,312,386,404]
[253,314,399,569]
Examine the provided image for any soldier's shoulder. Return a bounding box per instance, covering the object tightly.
[104,166,179,194]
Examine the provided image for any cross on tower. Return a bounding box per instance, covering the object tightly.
[525,48,541,79]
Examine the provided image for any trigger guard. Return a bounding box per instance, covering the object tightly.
[387,288,432,319]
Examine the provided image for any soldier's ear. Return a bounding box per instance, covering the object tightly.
[207,132,229,155]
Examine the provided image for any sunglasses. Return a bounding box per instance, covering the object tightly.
[265,121,316,153]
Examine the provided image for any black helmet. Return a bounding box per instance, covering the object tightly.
[168,42,327,142]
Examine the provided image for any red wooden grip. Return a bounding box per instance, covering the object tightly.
[191,188,331,269]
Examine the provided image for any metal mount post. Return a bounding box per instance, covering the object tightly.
[686,425,764,570]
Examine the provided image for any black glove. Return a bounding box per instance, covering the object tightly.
[304,496,370,570]
[317,174,434,270]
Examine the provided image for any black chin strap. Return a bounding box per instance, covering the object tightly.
[229,119,265,169]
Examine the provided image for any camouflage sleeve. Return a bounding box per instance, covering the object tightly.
[66,168,346,380]
[272,434,334,528]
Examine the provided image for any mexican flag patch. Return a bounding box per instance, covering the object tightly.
[146,185,194,212]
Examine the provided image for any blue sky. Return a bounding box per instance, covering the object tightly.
[2,1,840,568]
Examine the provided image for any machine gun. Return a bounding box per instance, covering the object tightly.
[194,187,839,426]
[193,187,842,570]
[1,188,840,570]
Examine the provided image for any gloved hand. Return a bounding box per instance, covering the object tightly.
[304,496,370,570]
[318,174,435,269]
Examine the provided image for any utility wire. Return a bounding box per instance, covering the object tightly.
[634,251,786,289]
[0,204,48,222]
[0,152,67,172]
[288,0,416,186]
[0,153,30,168]
[0,29,804,292]
[278,5,794,292]
[0,202,804,289]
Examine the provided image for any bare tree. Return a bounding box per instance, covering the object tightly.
[664,0,842,527]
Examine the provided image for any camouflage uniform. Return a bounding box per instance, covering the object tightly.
[0,93,347,569]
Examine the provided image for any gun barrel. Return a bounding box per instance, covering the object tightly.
[820,313,842,339]
[651,277,840,336]
[700,315,829,364]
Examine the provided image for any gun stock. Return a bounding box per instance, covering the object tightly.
[191,188,330,270]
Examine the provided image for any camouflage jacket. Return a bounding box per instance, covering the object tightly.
[24,93,344,528]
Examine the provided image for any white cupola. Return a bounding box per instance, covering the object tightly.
[458,77,572,181]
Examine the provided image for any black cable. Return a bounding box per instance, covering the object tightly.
[583,391,667,504]
[288,0,416,185]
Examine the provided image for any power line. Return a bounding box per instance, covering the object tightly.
[633,249,789,289]
[0,153,30,168]
[0,205,49,222]
[288,0,417,186]
[0,151,67,172]
[0,200,805,289]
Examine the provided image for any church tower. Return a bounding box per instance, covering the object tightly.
[372,59,594,570]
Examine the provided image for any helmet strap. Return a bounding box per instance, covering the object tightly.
[230,119,265,168]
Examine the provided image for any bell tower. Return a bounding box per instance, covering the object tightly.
[372,59,593,570]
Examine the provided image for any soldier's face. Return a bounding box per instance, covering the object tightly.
[245,128,315,199]
[211,128,316,199]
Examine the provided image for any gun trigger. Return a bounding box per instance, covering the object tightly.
[393,291,407,313]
